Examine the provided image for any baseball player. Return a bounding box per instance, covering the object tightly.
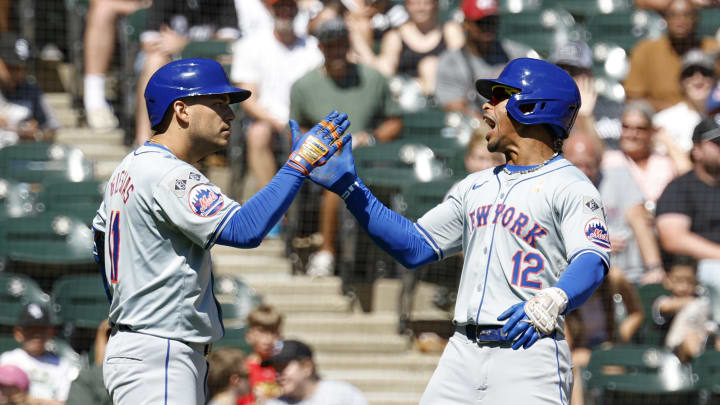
[307,58,611,404]
[91,58,351,405]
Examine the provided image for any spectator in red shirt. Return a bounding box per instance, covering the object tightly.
[237,305,284,405]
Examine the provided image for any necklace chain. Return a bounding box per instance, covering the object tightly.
[503,152,560,175]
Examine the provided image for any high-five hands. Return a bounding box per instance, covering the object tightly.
[286,110,351,176]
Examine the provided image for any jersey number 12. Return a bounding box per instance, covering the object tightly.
[511,250,544,289]
[109,210,120,283]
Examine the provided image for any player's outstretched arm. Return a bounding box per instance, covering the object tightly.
[301,128,438,269]
[497,253,607,350]
[216,111,351,249]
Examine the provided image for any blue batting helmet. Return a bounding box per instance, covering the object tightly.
[144,58,251,130]
[476,58,581,139]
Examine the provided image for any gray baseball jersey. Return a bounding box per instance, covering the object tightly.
[416,156,611,329]
[93,142,240,344]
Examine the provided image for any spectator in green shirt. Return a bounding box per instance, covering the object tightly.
[290,17,404,277]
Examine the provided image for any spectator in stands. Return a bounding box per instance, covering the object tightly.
[653,49,717,155]
[238,305,284,405]
[207,348,251,405]
[708,84,720,116]
[435,0,533,118]
[134,0,239,146]
[652,255,715,363]
[231,0,323,229]
[602,101,678,205]
[463,131,504,173]
[624,0,719,111]
[290,17,403,276]
[0,33,59,143]
[354,0,463,96]
[550,41,624,148]
[65,319,111,405]
[656,118,720,293]
[0,303,79,405]
[0,91,32,149]
[634,0,719,11]
[566,131,665,285]
[263,339,368,405]
[83,0,150,132]
[0,365,29,405]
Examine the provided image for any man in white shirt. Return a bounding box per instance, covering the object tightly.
[231,0,323,198]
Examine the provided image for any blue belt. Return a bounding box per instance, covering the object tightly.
[457,325,511,343]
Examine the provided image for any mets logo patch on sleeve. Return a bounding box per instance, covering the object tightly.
[584,218,611,249]
[187,184,224,217]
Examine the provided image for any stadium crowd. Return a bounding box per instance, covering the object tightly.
[0,0,719,403]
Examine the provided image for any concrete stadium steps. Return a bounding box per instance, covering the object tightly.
[212,239,285,257]
[283,332,409,354]
[245,275,342,296]
[263,293,352,313]
[284,313,398,335]
[213,252,292,275]
[55,127,124,145]
[320,369,432,393]
[365,392,424,405]
[314,352,440,373]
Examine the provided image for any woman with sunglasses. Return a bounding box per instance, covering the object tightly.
[308,58,610,404]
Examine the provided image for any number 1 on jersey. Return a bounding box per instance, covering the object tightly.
[109,211,120,284]
[511,250,544,289]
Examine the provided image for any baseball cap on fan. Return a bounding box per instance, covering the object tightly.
[692,116,720,144]
[549,41,593,71]
[680,49,715,77]
[261,340,313,370]
[17,302,53,327]
[462,0,499,20]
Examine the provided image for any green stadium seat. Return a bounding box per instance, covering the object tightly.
[0,213,95,265]
[122,7,149,44]
[402,109,446,137]
[400,179,458,221]
[52,274,110,329]
[38,180,105,226]
[214,275,262,326]
[587,10,655,51]
[693,349,720,404]
[0,179,36,221]
[0,272,49,326]
[0,333,19,353]
[698,8,720,39]
[635,283,670,346]
[583,345,696,405]
[498,10,568,57]
[181,41,233,60]
[214,326,252,354]
[547,0,631,17]
[0,143,93,184]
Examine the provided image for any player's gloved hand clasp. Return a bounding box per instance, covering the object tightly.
[497,287,568,350]
[286,110,351,176]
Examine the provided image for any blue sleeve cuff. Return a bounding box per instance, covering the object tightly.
[556,251,608,313]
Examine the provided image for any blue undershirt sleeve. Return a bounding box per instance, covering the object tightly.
[342,179,438,269]
[555,252,608,314]
[216,165,305,248]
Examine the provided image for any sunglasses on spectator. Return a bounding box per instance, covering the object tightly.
[621,123,651,131]
[490,84,520,106]
[681,66,714,79]
[474,16,499,31]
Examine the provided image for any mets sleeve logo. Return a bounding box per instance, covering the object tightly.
[187,184,224,217]
[584,218,611,249]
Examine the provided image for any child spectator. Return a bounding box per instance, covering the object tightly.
[0,303,79,405]
[463,131,504,173]
[207,348,251,405]
[237,305,284,405]
[0,365,30,405]
[653,256,716,362]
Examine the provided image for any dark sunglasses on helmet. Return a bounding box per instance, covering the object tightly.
[490,84,520,106]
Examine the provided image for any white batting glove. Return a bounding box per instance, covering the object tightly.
[524,287,568,336]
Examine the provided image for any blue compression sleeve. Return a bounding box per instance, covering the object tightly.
[343,179,437,269]
[555,252,608,314]
[216,165,304,248]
